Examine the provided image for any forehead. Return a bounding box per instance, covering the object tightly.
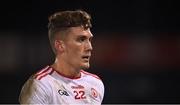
[67,26,93,38]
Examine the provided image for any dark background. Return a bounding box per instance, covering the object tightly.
[0,0,180,104]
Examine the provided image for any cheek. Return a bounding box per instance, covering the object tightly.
[64,40,84,54]
[66,45,82,56]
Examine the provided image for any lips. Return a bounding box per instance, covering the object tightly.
[82,55,90,60]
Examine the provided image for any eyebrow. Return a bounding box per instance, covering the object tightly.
[77,34,93,38]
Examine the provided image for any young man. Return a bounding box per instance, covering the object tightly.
[19,10,104,104]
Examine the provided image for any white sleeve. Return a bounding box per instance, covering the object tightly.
[19,77,51,104]
[99,80,105,103]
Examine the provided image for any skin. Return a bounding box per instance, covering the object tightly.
[51,26,93,78]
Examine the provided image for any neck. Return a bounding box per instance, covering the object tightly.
[51,57,81,78]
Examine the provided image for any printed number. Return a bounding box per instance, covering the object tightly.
[74,90,86,99]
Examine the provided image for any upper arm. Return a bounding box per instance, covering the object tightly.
[19,78,50,104]
[99,80,105,102]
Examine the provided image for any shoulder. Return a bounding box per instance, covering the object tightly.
[21,65,54,93]
[80,70,105,101]
[34,65,54,80]
[19,66,54,103]
[81,70,103,82]
[81,70,104,90]
[19,65,57,104]
[19,78,51,104]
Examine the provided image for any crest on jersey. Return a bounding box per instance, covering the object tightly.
[91,88,98,98]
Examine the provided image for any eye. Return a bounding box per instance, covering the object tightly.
[77,36,86,42]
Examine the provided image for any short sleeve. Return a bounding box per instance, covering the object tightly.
[19,77,51,104]
[99,80,105,103]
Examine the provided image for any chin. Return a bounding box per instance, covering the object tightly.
[80,63,90,70]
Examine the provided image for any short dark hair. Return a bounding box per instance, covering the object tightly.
[48,10,92,54]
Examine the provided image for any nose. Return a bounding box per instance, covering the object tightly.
[86,41,93,51]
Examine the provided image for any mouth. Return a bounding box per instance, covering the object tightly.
[82,55,90,61]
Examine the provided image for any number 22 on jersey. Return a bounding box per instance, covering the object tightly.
[73,90,86,99]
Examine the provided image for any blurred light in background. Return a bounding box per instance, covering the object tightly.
[0,0,180,104]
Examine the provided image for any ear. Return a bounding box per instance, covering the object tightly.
[54,40,65,52]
